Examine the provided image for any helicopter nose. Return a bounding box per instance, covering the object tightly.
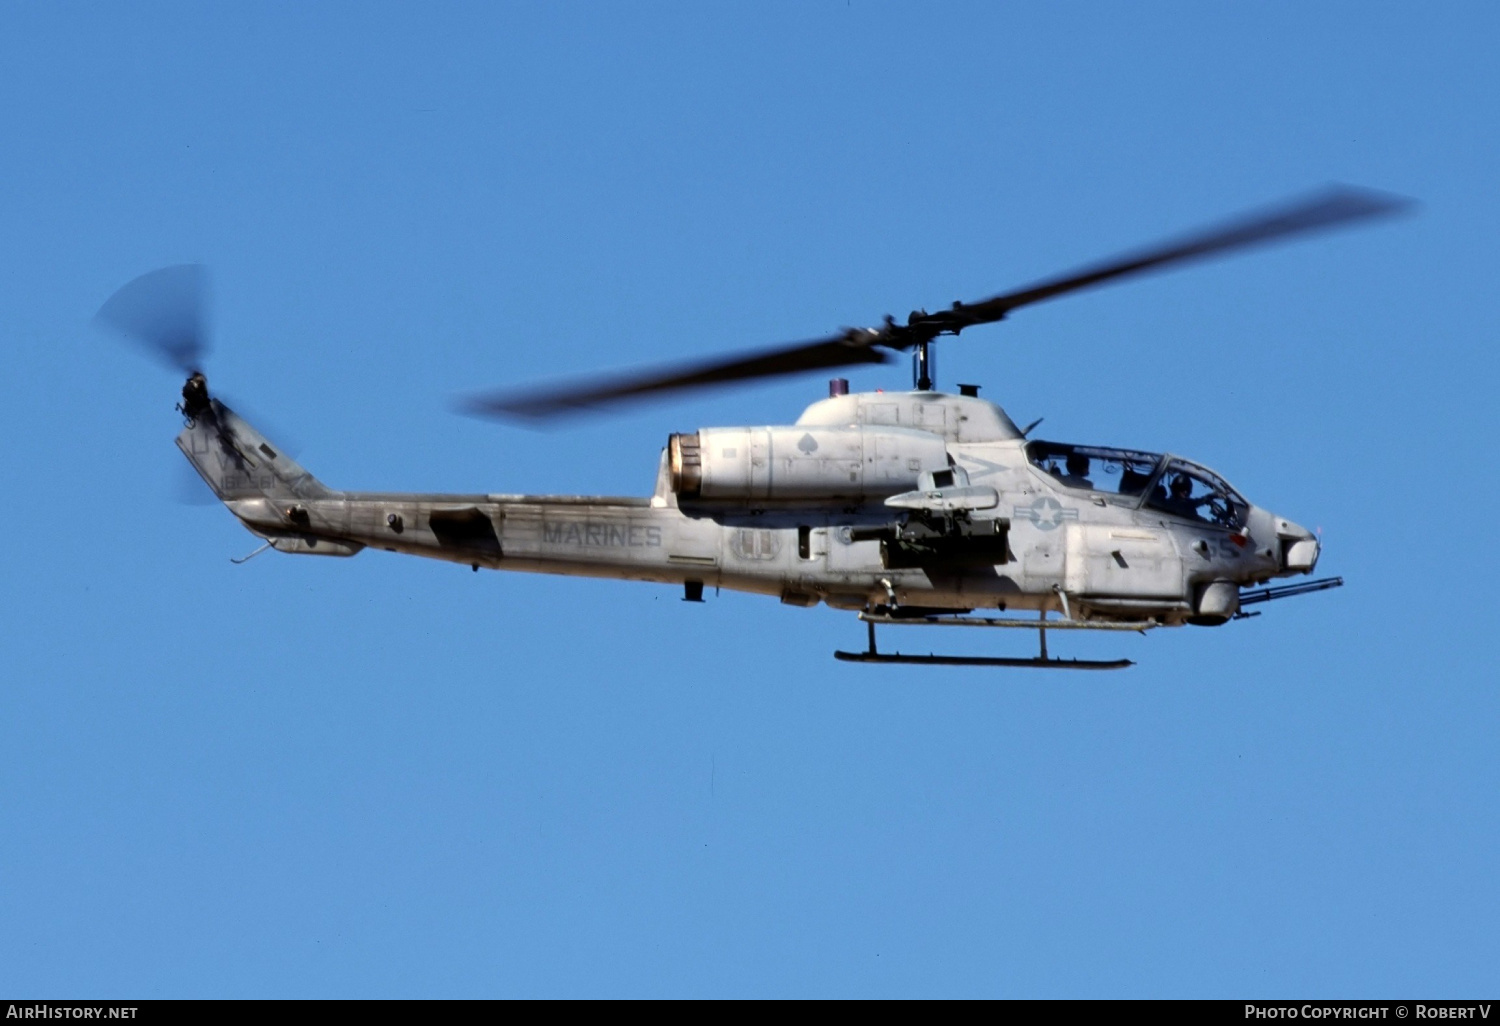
[1273,515,1319,574]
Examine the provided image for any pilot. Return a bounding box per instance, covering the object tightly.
[1058,452,1094,490]
[1161,473,1204,520]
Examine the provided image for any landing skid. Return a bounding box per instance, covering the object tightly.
[834,649,1133,670]
[835,613,1139,670]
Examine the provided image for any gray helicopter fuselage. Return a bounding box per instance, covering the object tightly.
[181,387,1319,626]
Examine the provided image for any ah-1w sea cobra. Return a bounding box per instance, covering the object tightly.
[98,186,1409,669]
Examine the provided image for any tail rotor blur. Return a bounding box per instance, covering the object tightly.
[94,264,210,376]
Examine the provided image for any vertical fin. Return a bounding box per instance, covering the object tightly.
[176,398,332,502]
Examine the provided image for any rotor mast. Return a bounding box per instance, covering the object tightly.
[913,338,935,391]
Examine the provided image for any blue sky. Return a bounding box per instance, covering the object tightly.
[1,2,1496,997]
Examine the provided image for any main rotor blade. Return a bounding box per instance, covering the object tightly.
[461,331,894,421]
[465,184,1411,422]
[95,264,210,375]
[901,185,1414,338]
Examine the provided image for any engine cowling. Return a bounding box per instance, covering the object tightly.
[669,426,951,505]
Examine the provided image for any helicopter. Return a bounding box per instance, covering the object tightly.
[97,185,1409,669]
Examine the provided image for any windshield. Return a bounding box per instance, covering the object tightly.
[1026,441,1163,497]
[1143,459,1249,530]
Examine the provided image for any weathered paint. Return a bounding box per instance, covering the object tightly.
[179,388,1315,626]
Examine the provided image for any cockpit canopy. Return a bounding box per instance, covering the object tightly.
[1027,441,1161,497]
[1146,459,1249,530]
[1026,440,1249,530]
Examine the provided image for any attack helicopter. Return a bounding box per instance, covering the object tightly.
[97,185,1409,669]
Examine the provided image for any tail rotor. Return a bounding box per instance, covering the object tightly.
[95,263,210,377]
